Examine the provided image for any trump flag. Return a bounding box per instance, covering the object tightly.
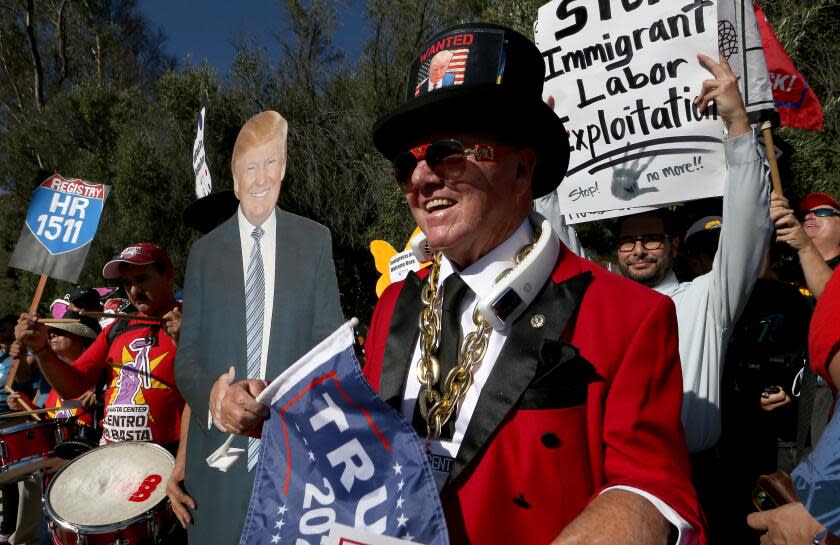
[239,321,450,545]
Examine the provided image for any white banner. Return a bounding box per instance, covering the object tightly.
[717,0,775,122]
[193,103,212,199]
[535,0,726,217]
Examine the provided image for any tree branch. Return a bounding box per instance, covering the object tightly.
[54,0,68,85]
[23,0,44,110]
[0,33,26,117]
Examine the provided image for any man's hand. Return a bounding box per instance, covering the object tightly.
[167,458,196,528]
[747,502,825,545]
[210,367,235,432]
[14,313,48,353]
[7,391,34,412]
[696,53,750,138]
[77,390,97,408]
[8,340,25,359]
[770,191,812,251]
[163,307,182,345]
[760,386,792,412]
[217,379,269,435]
[551,489,670,545]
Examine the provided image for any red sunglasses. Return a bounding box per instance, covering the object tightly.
[392,139,516,186]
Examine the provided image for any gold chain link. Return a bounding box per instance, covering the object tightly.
[415,229,540,438]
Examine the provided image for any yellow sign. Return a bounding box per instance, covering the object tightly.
[370,226,431,297]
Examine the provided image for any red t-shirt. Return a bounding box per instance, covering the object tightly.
[810,267,840,391]
[72,318,184,446]
[44,388,94,427]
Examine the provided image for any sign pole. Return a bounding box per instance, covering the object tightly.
[5,274,49,421]
[761,121,784,196]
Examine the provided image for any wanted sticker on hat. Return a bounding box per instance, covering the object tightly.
[408,28,505,99]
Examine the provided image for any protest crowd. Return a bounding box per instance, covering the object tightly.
[0,4,839,545]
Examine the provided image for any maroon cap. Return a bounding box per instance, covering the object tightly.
[102,243,173,279]
[798,192,840,213]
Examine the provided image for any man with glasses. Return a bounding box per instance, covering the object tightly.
[612,55,770,458]
[608,55,771,543]
[771,191,840,298]
[365,23,702,545]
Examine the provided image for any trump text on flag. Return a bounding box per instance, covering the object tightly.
[239,324,448,545]
[535,0,726,216]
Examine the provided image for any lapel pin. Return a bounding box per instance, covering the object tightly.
[530,314,545,328]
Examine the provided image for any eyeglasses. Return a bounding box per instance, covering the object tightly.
[799,207,840,219]
[617,234,668,253]
[392,139,516,186]
[47,329,65,339]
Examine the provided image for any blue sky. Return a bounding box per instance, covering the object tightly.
[138,0,369,73]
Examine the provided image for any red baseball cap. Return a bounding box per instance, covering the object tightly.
[798,192,840,213]
[102,243,173,279]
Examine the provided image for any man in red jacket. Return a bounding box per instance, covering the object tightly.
[364,23,703,545]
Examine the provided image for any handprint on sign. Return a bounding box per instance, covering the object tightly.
[610,146,658,201]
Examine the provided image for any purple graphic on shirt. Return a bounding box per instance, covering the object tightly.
[113,337,153,405]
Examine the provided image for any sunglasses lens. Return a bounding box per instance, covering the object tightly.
[393,152,418,185]
[814,208,838,217]
[425,139,465,167]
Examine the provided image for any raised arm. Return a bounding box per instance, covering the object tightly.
[697,53,771,329]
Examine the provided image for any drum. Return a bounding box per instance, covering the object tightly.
[0,420,72,483]
[45,442,175,545]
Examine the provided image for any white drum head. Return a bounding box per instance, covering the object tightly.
[47,442,174,527]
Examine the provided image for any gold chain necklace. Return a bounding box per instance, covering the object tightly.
[415,229,540,438]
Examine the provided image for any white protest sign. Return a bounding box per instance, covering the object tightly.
[193,103,212,199]
[535,0,726,217]
[564,204,658,225]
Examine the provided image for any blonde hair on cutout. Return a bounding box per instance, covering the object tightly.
[231,110,289,179]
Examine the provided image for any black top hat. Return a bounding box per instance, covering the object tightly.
[373,23,569,199]
[182,190,240,234]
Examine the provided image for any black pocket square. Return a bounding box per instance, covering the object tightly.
[532,340,600,389]
[519,341,602,409]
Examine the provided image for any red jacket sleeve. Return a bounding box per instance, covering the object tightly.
[599,295,703,536]
[810,267,840,389]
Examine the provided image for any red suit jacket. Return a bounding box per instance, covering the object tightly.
[363,244,704,544]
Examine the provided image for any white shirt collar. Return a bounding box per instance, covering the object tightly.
[438,219,533,303]
[237,206,277,234]
[653,271,680,295]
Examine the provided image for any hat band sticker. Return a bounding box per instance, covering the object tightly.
[408,29,505,100]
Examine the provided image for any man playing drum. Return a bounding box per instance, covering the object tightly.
[14,243,185,453]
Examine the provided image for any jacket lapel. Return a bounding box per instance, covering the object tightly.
[378,270,425,410]
[447,271,593,485]
[267,208,293,377]
[218,214,248,371]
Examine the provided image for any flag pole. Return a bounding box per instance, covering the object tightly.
[5,273,49,396]
[761,121,784,196]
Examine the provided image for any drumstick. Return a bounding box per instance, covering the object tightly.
[37,318,80,324]
[4,386,41,421]
[0,403,105,419]
[80,311,167,323]
[0,407,53,419]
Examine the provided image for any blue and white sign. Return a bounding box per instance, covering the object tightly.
[9,174,111,283]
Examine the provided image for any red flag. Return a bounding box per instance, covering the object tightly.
[754,4,824,131]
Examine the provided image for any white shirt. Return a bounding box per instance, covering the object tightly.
[237,206,276,380]
[538,131,770,455]
[401,219,694,543]
[652,131,770,453]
